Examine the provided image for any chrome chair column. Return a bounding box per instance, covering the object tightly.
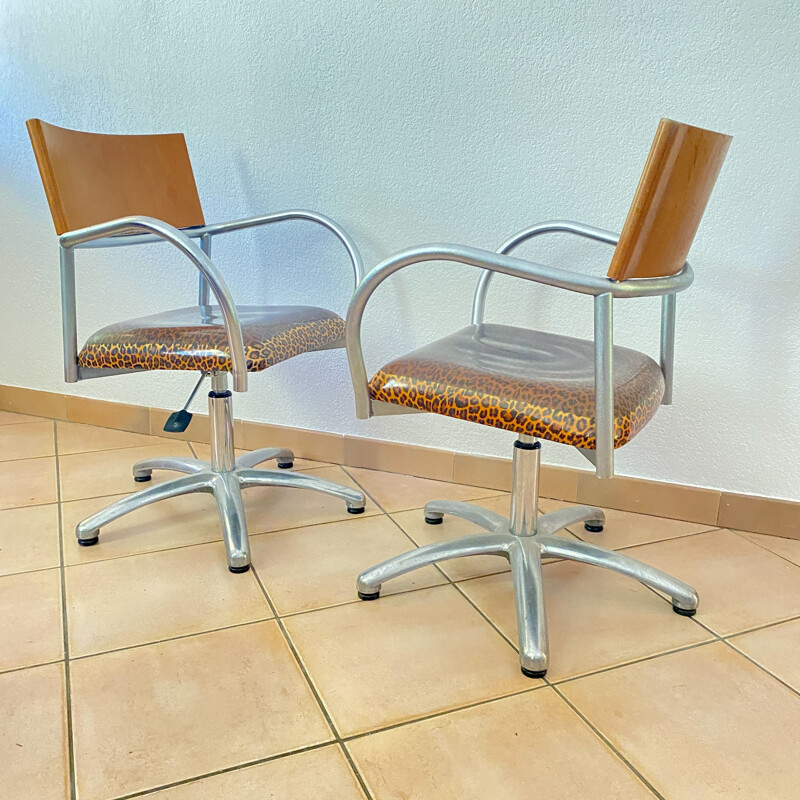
[76,370,366,573]
[356,434,698,678]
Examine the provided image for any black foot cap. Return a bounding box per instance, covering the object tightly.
[229,564,251,574]
[134,474,152,483]
[584,522,604,532]
[78,536,99,547]
[672,604,696,617]
[358,590,380,601]
[347,506,366,515]
[425,515,444,525]
[521,666,547,679]
[277,461,294,469]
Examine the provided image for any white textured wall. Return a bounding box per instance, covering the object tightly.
[0,0,798,500]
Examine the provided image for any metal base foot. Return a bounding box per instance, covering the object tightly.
[133,475,152,483]
[357,499,698,674]
[76,445,365,573]
[672,603,697,616]
[584,522,604,532]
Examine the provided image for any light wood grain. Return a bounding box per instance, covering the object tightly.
[27,118,205,234]
[608,119,732,281]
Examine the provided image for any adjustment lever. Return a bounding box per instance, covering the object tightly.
[163,372,208,433]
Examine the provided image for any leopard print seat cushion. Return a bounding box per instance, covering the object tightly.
[369,324,665,449]
[78,305,345,373]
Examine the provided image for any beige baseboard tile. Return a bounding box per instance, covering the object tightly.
[242,420,344,464]
[344,435,454,482]
[577,471,721,526]
[66,395,150,434]
[718,493,800,541]
[0,385,67,420]
[149,408,243,445]
[452,453,579,501]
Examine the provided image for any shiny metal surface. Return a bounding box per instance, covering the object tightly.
[510,437,539,536]
[660,293,676,405]
[73,210,365,287]
[471,219,621,326]
[209,373,236,472]
[594,292,614,478]
[60,215,248,392]
[198,233,213,323]
[236,447,294,469]
[356,439,697,675]
[74,387,365,571]
[60,246,78,383]
[132,456,208,479]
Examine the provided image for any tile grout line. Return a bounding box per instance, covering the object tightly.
[106,741,335,800]
[719,636,800,701]
[549,682,666,800]
[53,420,78,800]
[248,563,376,800]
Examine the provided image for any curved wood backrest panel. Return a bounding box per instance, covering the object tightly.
[26,119,205,235]
[607,119,732,281]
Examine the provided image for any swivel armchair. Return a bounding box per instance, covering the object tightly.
[346,119,731,676]
[27,119,365,573]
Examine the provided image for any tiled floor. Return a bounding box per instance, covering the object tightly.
[2,412,800,799]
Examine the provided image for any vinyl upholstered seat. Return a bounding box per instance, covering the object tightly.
[369,323,665,449]
[79,304,345,373]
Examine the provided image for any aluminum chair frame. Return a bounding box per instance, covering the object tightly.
[62,211,366,572]
[346,220,698,676]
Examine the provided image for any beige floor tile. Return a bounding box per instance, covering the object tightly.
[0,569,63,672]
[561,642,800,800]
[242,466,380,534]
[285,584,532,736]
[0,420,55,461]
[61,490,223,565]
[626,529,800,635]
[347,466,502,513]
[738,530,800,567]
[252,515,445,615]
[0,410,45,425]
[540,498,717,550]
[71,622,332,800]
[66,542,272,657]
[349,688,652,800]
[730,618,800,693]
[147,745,365,799]
[459,560,711,682]
[58,442,193,502]
[0,456,57,510]
[0,504,60,576]
[391,495,513,581]
[192,442,331,471]
[0,663,69,800]
[56,421,167,455]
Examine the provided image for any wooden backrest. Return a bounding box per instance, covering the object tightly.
[607,119,732,281]
[26,119,205,235]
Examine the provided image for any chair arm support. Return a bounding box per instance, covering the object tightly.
[471,219,620,325]
[196,210,365,287]
[74,210,365,289]
[59,216,248,392]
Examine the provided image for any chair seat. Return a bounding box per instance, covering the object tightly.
[78,305,345,373]
[369,324,665,449]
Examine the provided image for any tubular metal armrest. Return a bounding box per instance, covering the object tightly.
[74,210,365,288]
[345,238,693,478]
[471,219,621,324]
[59,215,249,392]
